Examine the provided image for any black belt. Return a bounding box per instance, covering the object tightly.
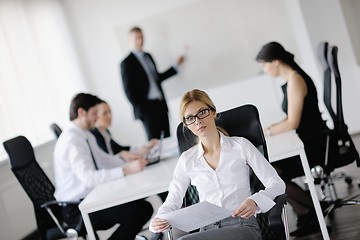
[147,98,163,103]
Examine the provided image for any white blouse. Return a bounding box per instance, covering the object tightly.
[156,133,285,217]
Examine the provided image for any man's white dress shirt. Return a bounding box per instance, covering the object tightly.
[156,133,285,217]
[54,122,126,201]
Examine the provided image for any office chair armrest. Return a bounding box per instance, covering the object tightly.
[40,200,84,238]
[268,193,287,228]
[40,200,81,209]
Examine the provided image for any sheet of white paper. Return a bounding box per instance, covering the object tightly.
[157,201,232,232]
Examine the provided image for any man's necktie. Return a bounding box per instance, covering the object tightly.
[143,54,159,81]
[86,139,98,170]
[142,54,163,100]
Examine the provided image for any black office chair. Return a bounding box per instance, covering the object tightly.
[3,136,85,240]
[50,123,63,139]
[318,42,338,129]
[172,104,289,240]
[316,42,360,215]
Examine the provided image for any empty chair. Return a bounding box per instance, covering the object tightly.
[316,42,360,215]
[318,42,337,128]
[3,136,84,240]
[50,123,63,139]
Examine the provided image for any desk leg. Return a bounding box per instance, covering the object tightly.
[81,211,96,240]
[299,150,330,240]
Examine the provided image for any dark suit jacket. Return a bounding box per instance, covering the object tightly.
[90,128,130,154]
[120,52,177,119]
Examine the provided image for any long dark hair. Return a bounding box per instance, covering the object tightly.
[256,41,311,82]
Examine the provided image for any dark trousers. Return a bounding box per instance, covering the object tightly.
[141,100,170,140]
[63,199,153,240]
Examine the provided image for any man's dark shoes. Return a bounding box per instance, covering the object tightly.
[290,221,320,237]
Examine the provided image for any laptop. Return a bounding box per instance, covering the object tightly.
[146,131,164,166]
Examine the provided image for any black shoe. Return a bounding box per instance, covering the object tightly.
[296,209,317,227]
[290,222,320,237]
[291,223,332,237]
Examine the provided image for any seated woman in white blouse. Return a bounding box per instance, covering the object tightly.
[150,89,286,240]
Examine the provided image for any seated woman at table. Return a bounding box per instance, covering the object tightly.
[90,99,158,160]
[90,99,168,203]
[256,42,330,237]
[149,89,285,240]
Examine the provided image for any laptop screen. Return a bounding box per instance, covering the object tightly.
[146,131,164,165]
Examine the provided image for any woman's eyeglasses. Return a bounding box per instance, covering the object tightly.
[183,107,212,126]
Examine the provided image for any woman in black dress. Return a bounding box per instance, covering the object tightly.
[90,100,158,159]
[256,42,329,237]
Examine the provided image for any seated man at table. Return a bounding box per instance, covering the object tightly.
[53,93,153,240]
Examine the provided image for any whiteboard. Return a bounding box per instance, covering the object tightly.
[115,0,298,98]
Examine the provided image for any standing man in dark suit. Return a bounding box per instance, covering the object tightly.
[120,26,185,140]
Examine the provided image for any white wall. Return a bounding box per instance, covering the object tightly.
[114,0,297,97]
[62,0,205,144]
[62,0,360,147]
[0,0,88,154]
[340,0,360,66]
[61,0,299,145]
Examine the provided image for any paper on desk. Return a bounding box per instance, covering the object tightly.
[157,201,232,232]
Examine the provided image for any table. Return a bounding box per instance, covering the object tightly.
[80,131,330,240]
[79,156,178,240]
[267,131,330,240]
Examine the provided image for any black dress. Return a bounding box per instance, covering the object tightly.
[90,128,130,154]
[273,74,329,180]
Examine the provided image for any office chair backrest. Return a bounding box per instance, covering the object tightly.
[327,46,345,133]
[318,41,338,127]
[177,104,268,158]
[3,136,59,239]
[318,44,360,170]
[50,123,63,139]
[215,104,268,159]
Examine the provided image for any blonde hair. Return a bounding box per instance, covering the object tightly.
[180,89,228,136]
